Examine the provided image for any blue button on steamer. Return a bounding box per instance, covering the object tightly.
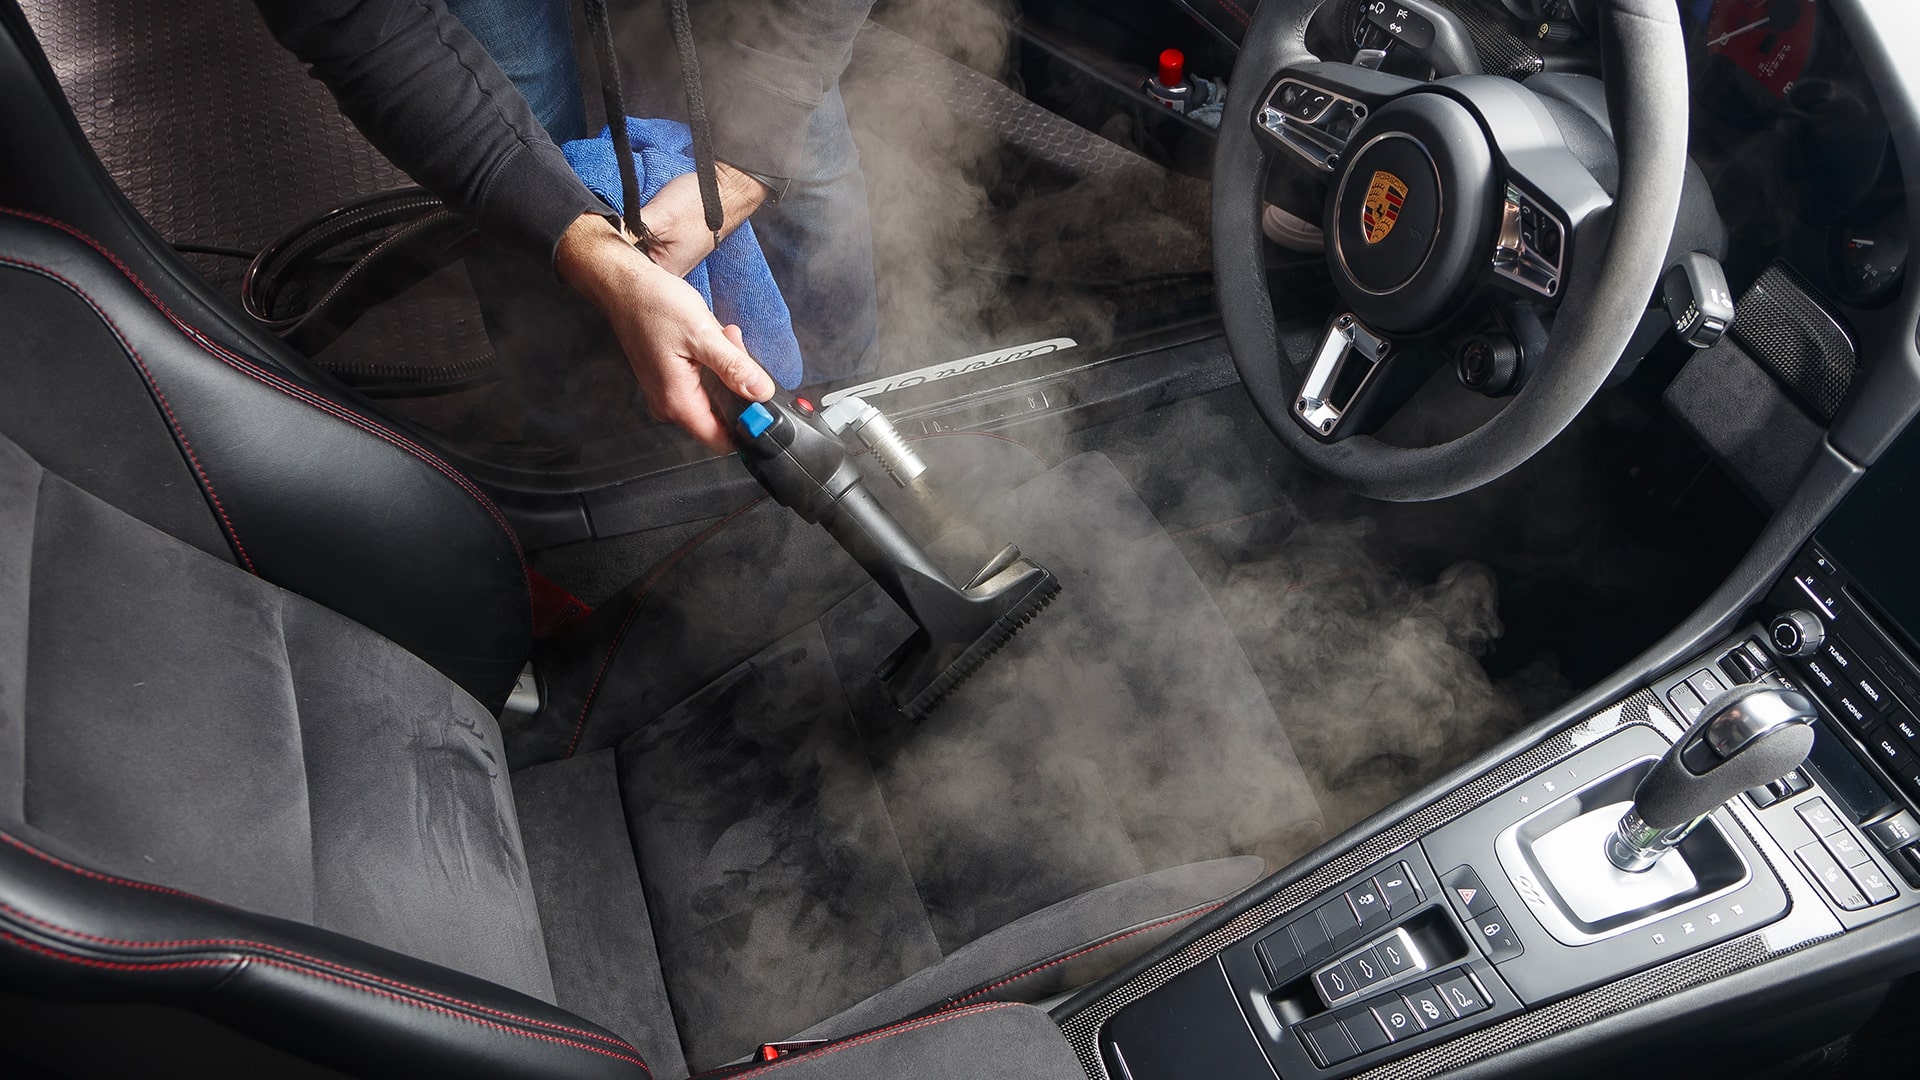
[739,402,776,438]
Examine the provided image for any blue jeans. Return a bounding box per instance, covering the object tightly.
[445,0,879,386]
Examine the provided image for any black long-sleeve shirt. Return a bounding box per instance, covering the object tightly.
[254,0,871,267]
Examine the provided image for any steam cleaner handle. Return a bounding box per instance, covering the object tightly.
[710,375,957,611]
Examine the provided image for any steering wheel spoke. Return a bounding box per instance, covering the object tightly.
[1487,154,1612,308]
[1294,313,1399,440]
[1254,63,1423,173]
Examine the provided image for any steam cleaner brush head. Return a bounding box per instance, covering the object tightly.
[880,544,1061,722]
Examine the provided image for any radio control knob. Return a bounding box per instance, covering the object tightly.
[1769,610,1825,658]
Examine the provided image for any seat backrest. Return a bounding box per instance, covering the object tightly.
[0,1,529,711]
[0,430,646,1077]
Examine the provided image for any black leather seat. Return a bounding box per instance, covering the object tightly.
[0,5,1322,1075]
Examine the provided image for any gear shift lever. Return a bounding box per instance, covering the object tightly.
[1607,684,1817,872]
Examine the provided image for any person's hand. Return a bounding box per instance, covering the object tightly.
[556,212,773,451]
[634,163,770,278]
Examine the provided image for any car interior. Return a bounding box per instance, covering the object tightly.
[3,0,1919,1077]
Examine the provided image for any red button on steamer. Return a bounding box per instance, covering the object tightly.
[1158,48,1185,88]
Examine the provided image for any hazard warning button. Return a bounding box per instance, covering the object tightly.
[1442,864,1496,918]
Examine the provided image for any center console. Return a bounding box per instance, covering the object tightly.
[1055,418,1920,1080]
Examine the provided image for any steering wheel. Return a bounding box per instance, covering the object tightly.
[1213,0,1689,501]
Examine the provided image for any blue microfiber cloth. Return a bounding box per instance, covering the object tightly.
[562,118,804,389]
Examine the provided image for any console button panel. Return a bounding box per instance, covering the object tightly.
[1759,546,1920,896]
[1207,847,1525,1079]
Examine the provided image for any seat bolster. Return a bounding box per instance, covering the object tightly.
[0,211,529,711]
[0,830,649,1079]
[789,856,1266,1045]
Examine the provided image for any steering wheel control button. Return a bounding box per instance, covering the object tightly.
[1472,907,1525,962]
[1865,810,1920,851]
[1491,183,1567,298]
[1442,864,1496,919]
[1797,798,1846,837]
[1432,971,1490,1019]
[738,402,777,439]
[1376,863,1418,911]
[1346,883,1388,929]
[1797,842,1870,911]
[1256,79,1367,172]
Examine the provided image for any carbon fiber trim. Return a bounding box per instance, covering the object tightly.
[1730,262,1858,422]
[1057,689,1834,1079]
[1340,0,1545,80]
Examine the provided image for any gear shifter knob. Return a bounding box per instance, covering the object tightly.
[1608,684,1817,872]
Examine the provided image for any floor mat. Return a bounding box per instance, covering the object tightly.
[606,450,1320,1069]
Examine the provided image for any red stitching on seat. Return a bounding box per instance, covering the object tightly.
[1219,0,1255,28]
[564,496,765,758]
[0,254,256,573]
[0,833,204,901]
[941,902,1224,1009]
[0,207,526,578]
[691,1003,1019,1077]
[0,833,641,1059]
[0,927,648,1071]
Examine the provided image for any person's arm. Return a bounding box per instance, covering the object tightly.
[253,0,771,447]
[254,0,604,269]
[556,212,770,450]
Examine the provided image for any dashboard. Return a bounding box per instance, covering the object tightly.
[1362,0,1910,312]
[1682,0,1909,310]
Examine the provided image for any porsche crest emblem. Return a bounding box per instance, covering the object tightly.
[1361,170,1408,245]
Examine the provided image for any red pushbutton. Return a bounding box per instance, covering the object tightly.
[794,397,815,414]
[1158,48,1185,89]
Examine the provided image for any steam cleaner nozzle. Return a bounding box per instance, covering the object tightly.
[720,388,1058,720]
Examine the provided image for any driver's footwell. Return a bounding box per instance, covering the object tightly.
[507,447,1324,1070]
